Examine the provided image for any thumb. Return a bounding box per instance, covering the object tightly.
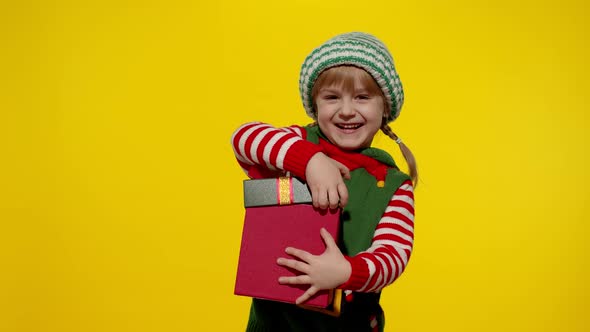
[320,228,338,250]
[332,160,351,180]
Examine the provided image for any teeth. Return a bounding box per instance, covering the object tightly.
[338,124,362,129]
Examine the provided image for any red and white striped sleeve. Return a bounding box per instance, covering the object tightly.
[230,122,323,179]
[340,180,415,292]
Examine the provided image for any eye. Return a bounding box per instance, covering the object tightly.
[323,94,339,100]
[356,94,370,100]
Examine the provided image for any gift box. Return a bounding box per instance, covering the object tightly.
[235,177,341,314]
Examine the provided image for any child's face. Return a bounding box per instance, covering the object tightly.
[315,67,385,151]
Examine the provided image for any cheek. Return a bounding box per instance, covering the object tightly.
[374,102,386,122]
[315,108,330,132]
[316,104,334,122]
[364,104,384,122]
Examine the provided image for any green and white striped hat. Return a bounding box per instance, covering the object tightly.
[299,32,404,123]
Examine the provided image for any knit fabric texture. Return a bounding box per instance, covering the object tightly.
[299,32,404,123]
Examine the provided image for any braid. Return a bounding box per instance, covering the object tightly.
[381,124,419,187]
[381,124,399,141]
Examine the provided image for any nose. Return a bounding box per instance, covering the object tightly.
[339,98,355,118]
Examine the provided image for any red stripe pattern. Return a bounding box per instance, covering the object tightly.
[231,122,321,180]
[341,180,414,292]
[231,122,415,293]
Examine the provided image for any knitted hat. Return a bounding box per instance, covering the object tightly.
[299,32,404,123]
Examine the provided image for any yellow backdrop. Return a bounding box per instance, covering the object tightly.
[1,0,588,331]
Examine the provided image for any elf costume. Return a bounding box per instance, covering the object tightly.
[231,32,416,332]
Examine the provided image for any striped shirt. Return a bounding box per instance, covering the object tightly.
[232,122,415,292]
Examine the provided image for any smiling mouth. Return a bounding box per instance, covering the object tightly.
[335,123,364,130]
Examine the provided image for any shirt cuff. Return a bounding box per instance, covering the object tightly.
[281,140,323,180]
[338,255,369,290]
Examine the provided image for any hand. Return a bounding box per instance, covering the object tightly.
[305,153,350,209]
[277,228,351,305]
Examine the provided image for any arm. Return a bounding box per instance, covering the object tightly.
[231,122,350,209]
[230,122,322,179]
[277,180,415,302]
[341,179,415,292]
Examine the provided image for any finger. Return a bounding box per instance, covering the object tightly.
[327,187,340,210]
[333,161,351,180]
[296,285,319,305]
[285,247,313,262]
[337,182,348,208]
[277,257,310,274]
[311,186,319,208]
[317,188,329,210]
[278,275,312,285]
[320,227,337,250]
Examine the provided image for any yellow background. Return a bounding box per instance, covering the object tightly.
[1,0,588,331]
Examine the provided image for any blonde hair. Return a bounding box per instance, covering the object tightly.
[311,66,419,187]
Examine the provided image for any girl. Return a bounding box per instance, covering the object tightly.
[231,32,417,332]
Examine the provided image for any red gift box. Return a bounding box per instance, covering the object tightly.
[234,177,341,312]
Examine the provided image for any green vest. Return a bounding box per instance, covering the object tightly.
[246,125,411,332]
